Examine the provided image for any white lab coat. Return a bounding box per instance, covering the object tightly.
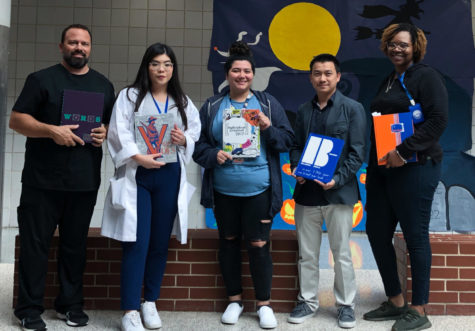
[101,88,201,243]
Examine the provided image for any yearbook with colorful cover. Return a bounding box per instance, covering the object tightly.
[61,89,105,143]
[134,113,177,163]
[223,108,260,158]
[294,133,344,183]
[373,112,417,165]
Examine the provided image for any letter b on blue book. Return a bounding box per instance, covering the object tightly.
[295,134,344,183]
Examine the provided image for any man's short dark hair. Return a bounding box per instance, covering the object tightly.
[61,24,92,43]
[309,53,340,73]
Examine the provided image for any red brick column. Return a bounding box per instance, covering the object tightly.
[13,228,299,312]
[395,233,475,315]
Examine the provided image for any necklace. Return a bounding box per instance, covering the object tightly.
[385,77,396,93]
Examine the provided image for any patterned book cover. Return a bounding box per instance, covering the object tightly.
[134,113,177,163]
[373,112,417,165]
[223,108,260,158]
[294,133,344,183]
[61,89,104,143]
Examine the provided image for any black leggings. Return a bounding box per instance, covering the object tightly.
[213,189,273,301]
[366,161,440,305]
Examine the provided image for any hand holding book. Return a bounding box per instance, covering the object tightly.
[257,111,271,130]
[49,124,84,147]
[314,178,336,190]
[216,150,233,165]
[132,153,165,169]
[170,124,186,147]
[378,149,406,168]
[90,124,107,148]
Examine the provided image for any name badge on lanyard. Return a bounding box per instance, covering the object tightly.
[398,72,424,124]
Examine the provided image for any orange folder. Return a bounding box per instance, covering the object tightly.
[373,112,416,165]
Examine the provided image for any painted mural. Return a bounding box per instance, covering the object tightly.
[205,0,475,232]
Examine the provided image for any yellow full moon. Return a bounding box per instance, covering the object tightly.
[268,3,341,71]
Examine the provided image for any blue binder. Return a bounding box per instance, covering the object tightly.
[294,133,344,183]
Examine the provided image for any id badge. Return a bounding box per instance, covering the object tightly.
[409,103,424,124]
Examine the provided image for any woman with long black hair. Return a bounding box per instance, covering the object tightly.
[102,43,201,331]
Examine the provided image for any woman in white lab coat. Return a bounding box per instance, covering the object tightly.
[101,43,200,331]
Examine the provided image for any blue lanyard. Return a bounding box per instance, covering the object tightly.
[152,95,168,114]
[397,72,416,106]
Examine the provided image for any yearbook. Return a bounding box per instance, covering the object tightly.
[223,107,260,158]
[294,133,344,183]
[134,113,177,163]
[61,89,105,143]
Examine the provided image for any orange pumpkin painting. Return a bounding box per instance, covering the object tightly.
[280,199,295,225]
[359,172,366,184]
[352,200,364,228]
[281,163,292,176]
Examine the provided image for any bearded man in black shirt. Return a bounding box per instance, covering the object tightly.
[9,24,115,331]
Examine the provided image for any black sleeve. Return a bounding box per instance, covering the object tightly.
[12,74,45,117]
[397,68,448,159]
[332,102,367,188]
[289,104,306,170]
[260,93,295,153]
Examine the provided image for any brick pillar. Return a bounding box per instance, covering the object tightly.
[395,233,475,315]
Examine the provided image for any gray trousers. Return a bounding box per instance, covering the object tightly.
[294,203,356,311]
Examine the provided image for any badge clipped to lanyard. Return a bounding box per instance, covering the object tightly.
[398,72,424,124]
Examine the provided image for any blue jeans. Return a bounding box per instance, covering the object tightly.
[365,160,441,305]
[121,163,180,310]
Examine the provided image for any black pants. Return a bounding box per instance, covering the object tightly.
[365,161,440,305]
[14,185,98,319]
[213,189,273,301]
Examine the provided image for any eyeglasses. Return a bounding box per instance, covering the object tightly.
[149,61,174,70]
[387,42,411,51]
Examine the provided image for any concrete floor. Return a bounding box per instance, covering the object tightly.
[2,228,475,330]
[1,265,475,330]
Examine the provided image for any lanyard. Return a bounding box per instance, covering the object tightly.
[397,72,416,106]
[152,94,169,114]
[229,92,252,110]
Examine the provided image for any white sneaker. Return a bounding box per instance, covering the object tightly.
[121,311,145,331]
[257,306,278,329]
[141,301,162,329]
[221,302,244,324]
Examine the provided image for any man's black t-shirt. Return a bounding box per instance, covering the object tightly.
[13,64,115,191]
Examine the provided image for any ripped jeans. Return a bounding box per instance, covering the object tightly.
[213,189,273,301]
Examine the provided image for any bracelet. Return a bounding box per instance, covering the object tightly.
[395,149,407,164]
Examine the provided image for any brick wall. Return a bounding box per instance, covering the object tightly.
[13,228,299,312]
[14,230,475,315]
[395,233,475,315]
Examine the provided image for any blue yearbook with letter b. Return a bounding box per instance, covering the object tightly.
[294,133,344,183]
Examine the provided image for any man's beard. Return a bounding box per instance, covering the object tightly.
[63,51,89,69]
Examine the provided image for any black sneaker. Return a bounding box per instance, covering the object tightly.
[287,301,316,324]
[19,315,47,331]
[56,310,89,327]
[338,306,356,329]
[364,300,409,321]
[391,308,432,331]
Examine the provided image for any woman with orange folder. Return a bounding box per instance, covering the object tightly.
[363,23,448,331]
